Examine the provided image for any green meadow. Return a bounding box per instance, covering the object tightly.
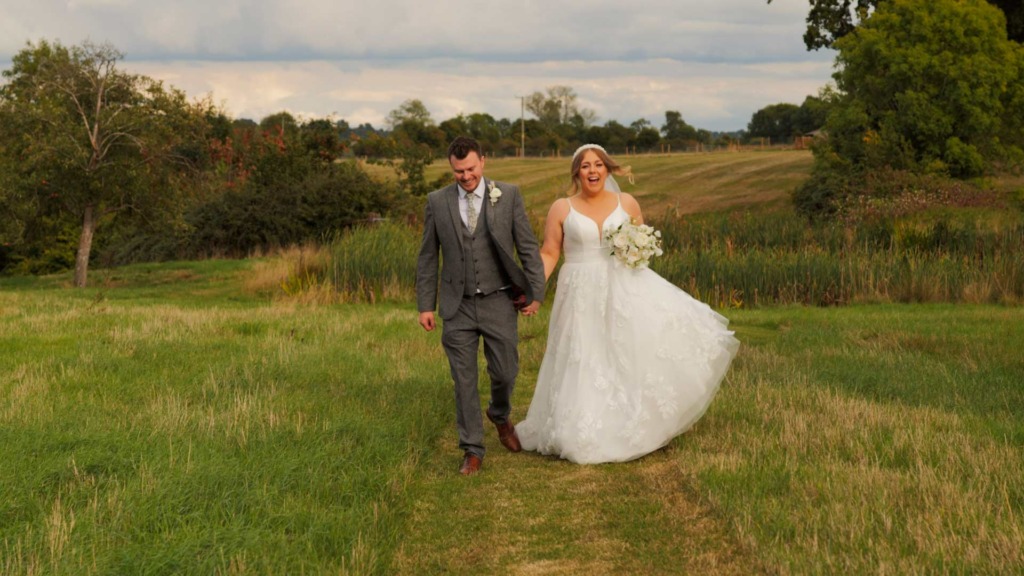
[2,150,1023,574]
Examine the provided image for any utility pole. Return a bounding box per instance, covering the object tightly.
[516,96,526,157]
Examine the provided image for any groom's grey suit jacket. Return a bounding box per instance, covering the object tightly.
[416,179,545,320]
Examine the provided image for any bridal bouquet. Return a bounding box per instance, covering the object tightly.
[605,220,663,269]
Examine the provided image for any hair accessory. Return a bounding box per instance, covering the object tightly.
[572,143,608,160]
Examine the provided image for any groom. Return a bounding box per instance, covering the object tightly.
[416,136,546,475]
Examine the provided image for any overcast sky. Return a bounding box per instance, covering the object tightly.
[0,0,836,131]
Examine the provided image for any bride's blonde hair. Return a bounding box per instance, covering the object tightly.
[567,144,633,196]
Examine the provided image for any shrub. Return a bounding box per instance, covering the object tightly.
[185,162,401,257]
[792,166,850,220]
[943,137,986,179]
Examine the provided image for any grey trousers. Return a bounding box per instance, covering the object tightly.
[441,290,519,458]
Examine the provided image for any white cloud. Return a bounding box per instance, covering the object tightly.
[0,0,836,130]
[130,56,832,131]
[2,0,818,61]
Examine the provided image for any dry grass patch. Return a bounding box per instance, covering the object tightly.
[244,244,329,296]
[683,311,1024,574]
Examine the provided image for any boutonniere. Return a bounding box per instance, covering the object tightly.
[488,182,502,206]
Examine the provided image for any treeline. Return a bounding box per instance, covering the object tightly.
[0,40,766,285]
[355,89,751,163]
[5,0,1024,286]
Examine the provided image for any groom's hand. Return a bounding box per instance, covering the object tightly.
[520,301,540,316]
[419,311,436,331]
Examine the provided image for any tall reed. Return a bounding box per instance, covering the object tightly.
[650,211,1024,307]
[281,221,420,303]
[281,210,1024,308]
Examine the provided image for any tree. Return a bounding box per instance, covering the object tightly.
[0,40,206,286]
[386,99,445,152]
[0,149,36,272]
[794,94,830,134]
[661,111,699,146]
[525,86,596,127]
[439,113,506,155]
[793,0,1024,216]
[520,86,598,154]
[387,99,433,129]
[600,120,635,151]
[0,148,29,246]
[366,100,442,196]
[629,118,652,133]
[185,112,402,257]
[300,118,347,164]
[634,127,662,151]
[833,0,1023,175]
[438,114,470,145]
[747,93,831,144]
[747,103,801,142]
[260,111,298,136]
[629,119,661,151]
[466,113,505,150]
[768,0,1023,50]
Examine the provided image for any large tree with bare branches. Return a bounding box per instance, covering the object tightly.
[0,40,204,286]
[525,86,596,128]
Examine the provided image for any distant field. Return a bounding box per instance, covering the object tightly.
[363,150,815,221]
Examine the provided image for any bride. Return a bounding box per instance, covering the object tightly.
[515,144,740,464]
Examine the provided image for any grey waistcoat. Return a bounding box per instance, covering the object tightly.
[462,210,511,297]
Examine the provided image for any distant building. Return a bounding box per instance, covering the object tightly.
[794,129,824,149]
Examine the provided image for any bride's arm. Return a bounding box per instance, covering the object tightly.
[620,193,644,224]
[540,199,569,280]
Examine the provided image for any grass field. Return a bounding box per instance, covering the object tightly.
[364,149,815,225]
[3,151,1022,573]
[2,261,1022,574]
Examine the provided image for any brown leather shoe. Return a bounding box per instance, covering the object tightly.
[459,453,482,475]
[486,411,522,452]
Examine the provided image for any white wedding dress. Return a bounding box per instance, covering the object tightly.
[517,195,740,464]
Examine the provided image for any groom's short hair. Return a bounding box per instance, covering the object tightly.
[448,136,482,160]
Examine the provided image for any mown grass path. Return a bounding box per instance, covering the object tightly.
[396,303,1024,575]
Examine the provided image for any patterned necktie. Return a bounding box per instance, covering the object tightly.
[466,192,478,233]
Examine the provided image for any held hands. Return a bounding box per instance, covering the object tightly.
[519,300,540,316]
[509,285,540,317]
[510,288,537,316]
